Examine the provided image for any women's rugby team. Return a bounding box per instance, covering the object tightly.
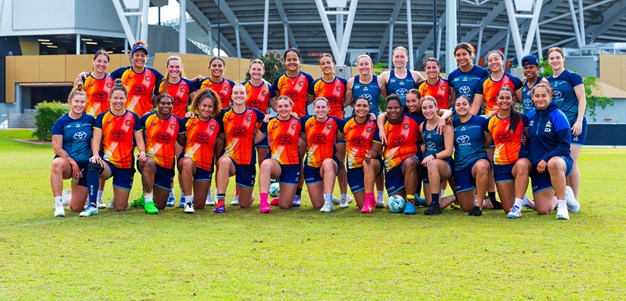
[50,41,583,220]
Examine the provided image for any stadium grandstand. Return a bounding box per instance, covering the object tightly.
[1,0,625,143]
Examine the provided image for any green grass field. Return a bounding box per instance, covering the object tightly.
[0,129,624,300]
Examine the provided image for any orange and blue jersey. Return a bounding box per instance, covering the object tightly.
[301,115,344,168]
[220,107,265,165]
[343,117,380,169]
[261,117,302,165]
[110,66,164,117]
[475,72,523,116]
[273,71,314,117]
[155,78,197,119]
[487,114,528,165]
[83,73,114,116]
[310,76,347,119]
[242,80,274,113]
[418,77,451,110]
[140,112,185,169]
[380,114,421,170]
[196,78,235,109]
[183,117,222,172]
[94,110,142,169]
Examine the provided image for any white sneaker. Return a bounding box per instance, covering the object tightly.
[61,190,71,206]
[96,198,107,209]
[556,204,569,220]
[332,196,340,205]
[320,202,333,213]
[564,186,580,213]
[339,196,351,209]
[108,199,115,209]
[375,199,385,209]
[206,194,215,206]
[522,195,536,210]
[184,202,195,214]
[507,205,522,219]
[231,195,239,206]
[54,205,65,217]
[79,206,98,217]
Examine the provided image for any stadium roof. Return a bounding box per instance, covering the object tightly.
[179,0,626,70]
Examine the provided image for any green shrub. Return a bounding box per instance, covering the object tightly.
[33,101,69,141]
[245,51,286,83]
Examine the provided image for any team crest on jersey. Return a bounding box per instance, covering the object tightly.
[125,120,131,126]
[151,122,157,126]
[544,121,552,133]
[106,83,112,88]
[246,116,252,122]
[336,87,342,92]
[366,127,372,132]
[403,124,409,129]
[170,124,176,130]
[146,76,151,82]
[291,124,297,130]
[327,124,333,129]
[262,91,268,96]
[210,125,215,131]
[181,88,186,93]
[298,82,304,87]
[440,85,446,91]
[529,120,534,127]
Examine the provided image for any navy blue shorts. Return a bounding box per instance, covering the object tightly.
[423,159,454,185]
[303,157,340,184]
[194,167,213,182]
[72,161,89,187]
[278,163,301,185]
[531,156,573,193]
[105,160,135,190]
[255,136,269,148]
[453,158,490,193]
[571,117,587,146]
[177,155,213,182]
[493,163,515,183]
[385,156,420,195]
[138,161,175,190]
[232,159,256,188]
[347,159,383,194]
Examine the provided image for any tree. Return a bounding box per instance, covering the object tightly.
[538,58,614,121]
[245,51,285,83]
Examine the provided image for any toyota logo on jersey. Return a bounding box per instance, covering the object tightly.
[456,135,470,144]
[73,131,88,140]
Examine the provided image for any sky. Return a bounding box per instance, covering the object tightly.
[148,0,183,25]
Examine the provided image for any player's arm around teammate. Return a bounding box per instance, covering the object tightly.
[88,80,146,212]
[50,84,95,217]
[526,84,579,220]
[177,89,222,213]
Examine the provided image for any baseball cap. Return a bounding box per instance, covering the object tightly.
[131,45,149,56]
[521,54,539,66]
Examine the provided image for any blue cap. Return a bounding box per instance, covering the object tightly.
[131,45,149,56]
[521,54,539,66]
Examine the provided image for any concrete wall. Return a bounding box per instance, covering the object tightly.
[1,0,124,37]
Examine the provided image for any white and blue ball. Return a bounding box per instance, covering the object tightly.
[269,182,280,197]
[387,195,405,213]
